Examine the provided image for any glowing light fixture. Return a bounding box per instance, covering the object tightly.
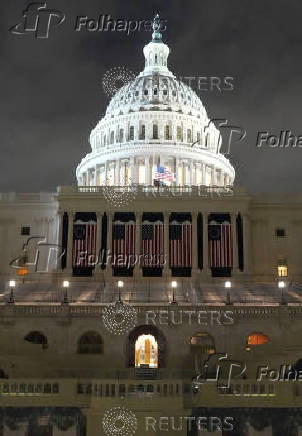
[225,281,231,288]
[63,281,70,288]
[9,280,16,288]
[278,281,286,289]
[117,280,124,288]
[171,281,177,288]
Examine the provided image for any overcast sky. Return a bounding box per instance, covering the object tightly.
[1,0,302,194]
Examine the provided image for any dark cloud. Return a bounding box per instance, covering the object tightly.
[1,0,302,193]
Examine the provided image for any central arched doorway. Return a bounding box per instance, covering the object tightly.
[135,334,158,368]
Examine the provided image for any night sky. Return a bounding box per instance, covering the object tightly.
[1,0,302,194]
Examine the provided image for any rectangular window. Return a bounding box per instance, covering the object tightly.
[278,265,288,277]
[140,125,145,140]
[129,126,134,140]
[153,124,158,140]
[177,126,183,142]
[165,125,170,140]
[276,228,286,237]
[21,226,30,236]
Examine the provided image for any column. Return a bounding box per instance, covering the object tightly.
[116,159,120,185]
[105,212,113,276]
[231,212,238,272]
[243,213,251,274]
[134,212,142,274]
[175,157,180,185]
[191,212,198,272]
[95,212,102,274]
[211,166,216,185]
[202,211,210,275]
[163,212,170,275]
[202,163,207,185]
[130,157,135,183]
[189,159,193,186]
[56,212,63,271]
[66,212,75,271]
[104,160,108,185]
[93,166,97,186]
[145,156,150,185]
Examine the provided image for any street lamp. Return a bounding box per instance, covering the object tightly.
[8,280,16,304]
[62,280,69,304]
[117,280,124,301]
[278,280,286,305]
[225,281,231,288]
[171,281,177,303]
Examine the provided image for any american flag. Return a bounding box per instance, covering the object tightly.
[208,221,233,267]
[141,221,164,267]
[112,221,136,267]
[155,165,175,183]
[72,221,97,268]
[169,221,192,268]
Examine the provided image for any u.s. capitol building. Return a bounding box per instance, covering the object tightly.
[1,15,302,436]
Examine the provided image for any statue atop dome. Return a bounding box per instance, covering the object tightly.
[152,13,162,42]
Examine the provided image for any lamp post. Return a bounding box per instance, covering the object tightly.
[62,280,69,304]
[8,280,16,304]
[278,280,286,305]
[117,280,124,302]
[171,281,177,304]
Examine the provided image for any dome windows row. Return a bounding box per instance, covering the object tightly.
[93,124,217,149]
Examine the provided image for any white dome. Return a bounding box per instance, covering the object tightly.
[76,16,235,188]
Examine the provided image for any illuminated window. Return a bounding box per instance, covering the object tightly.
[278,264,288,277]
[247,333,268,346]
[135,334,158,368]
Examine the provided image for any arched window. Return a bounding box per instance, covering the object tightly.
[140,125,145,140]
[190,332,215,354]
[177,126,183,142]
[24,331,48,349]
[129,126,134,140]
[135,334,158,368]
[153,124,158,140]
[247,333,269,346]
[165,125,170,140]
[77,331,102,354]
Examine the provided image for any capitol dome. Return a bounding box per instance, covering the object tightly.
[76,14,235,188]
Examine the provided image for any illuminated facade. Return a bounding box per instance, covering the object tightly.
[1,14,302,436]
